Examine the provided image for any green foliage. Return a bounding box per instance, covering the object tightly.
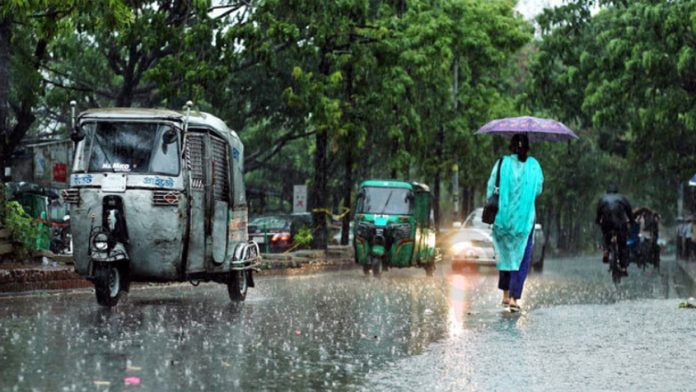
[5,0,535,247]
[293,227,314,249]
[4,201,38,256]
[526,0,696,250]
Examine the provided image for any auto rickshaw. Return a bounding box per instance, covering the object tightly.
[352,179,439,276]
[64,102,260,306]
[7,182,68,252]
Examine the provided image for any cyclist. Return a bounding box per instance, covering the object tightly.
[595,183,635,276]
[635,207,661,267]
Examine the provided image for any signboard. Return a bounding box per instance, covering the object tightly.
[293,185,307,213]
[53,163,68,182]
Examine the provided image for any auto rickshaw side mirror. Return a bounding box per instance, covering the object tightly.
[70,125,85,143]
[163,127,178,145]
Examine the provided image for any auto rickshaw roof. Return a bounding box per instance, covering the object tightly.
[359,179,414,190]
[411,182,430,193]
[359,179,431,193]
[78,108,241,142]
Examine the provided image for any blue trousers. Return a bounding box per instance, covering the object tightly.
[498,230,534,300]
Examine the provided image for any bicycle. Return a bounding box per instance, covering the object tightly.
[607,231,623,284]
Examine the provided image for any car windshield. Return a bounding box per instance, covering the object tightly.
[452,229,492,243]
[77,121,179,175]
[249,216,291,230]
[464,208,490,229]
[357,187,411,215]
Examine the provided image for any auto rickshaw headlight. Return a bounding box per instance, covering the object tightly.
[93,233,109,251]
[426,232,437,249]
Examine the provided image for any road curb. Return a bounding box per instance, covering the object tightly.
[676,258,696,285]
[0,255,357,294]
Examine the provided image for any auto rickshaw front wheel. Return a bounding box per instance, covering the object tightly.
[227,270,248,302]
[94,262,130,307]
[370,256,382,276]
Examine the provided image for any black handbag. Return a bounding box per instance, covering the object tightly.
[482,157,503,224]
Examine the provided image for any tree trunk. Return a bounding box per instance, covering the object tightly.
[341,150,353,245]
[311,128,328,250]
[390,136,398,179]
[0,17,11,182]
[555,208,562,250]
[433,125,445,229]
[310,51,331,250]
[340,59,355,246]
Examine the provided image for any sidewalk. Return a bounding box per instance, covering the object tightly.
[0,246,356,294]
[677,256,696,285]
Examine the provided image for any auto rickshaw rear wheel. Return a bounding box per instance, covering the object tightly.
[227,271,248,302]
[94,262,129,307]
[362,264,370,275]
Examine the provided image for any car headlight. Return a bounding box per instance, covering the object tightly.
[92,233,109,251]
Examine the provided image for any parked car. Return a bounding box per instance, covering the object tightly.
[248,215,293,253]
[449,208,546,271]
[332,222,354,244]
[248,213,313,253]
[531,223,546,271]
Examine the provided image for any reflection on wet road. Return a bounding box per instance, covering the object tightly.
[1,256,694,391]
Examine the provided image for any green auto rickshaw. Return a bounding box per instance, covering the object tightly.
[352,179,439,276]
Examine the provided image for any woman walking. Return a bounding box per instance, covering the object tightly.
[486,133,543,312]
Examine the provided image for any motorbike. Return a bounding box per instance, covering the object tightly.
[64,102,260,307]
[352,179,439,276]
[49,215,72,255]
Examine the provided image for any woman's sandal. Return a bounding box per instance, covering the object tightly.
[509,304,521,312]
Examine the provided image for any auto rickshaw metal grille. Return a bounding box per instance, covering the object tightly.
[210,135,229,202]
[61,188,80,205]
[153,191,180,206]
[186,134,205,190]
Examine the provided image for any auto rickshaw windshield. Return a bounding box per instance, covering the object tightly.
[74,121,180,175]
[357,187,412,215]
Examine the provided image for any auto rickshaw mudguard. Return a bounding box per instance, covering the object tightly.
[371,244,385,256]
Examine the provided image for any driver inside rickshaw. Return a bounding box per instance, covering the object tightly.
[86,122,178,175]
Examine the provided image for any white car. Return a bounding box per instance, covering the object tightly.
[448,227,497,269]
[450,208,546,271]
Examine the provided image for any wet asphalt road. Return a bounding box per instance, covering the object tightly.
[1,256,695,391]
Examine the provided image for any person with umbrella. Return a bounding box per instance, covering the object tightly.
[477,116,576,312]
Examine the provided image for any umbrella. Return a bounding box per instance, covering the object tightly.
[688,174,696,187]
[475,116,578,142]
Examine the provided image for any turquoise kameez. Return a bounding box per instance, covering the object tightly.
[486,154,544,271]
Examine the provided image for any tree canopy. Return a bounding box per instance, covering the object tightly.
[5,0,691,251]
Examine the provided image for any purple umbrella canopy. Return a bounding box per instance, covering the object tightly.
[475,116,578,142]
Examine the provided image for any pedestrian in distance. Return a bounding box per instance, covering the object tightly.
[676,217,684,260]
[685,217,693,261]
[487,133,544,313]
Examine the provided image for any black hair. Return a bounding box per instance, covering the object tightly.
[510,133,530,162]
[607,183,619,193]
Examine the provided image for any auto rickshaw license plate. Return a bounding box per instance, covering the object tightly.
[102,174,127,192]
[253,236,264,244]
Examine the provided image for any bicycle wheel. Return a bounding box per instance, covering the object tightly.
[610,242,621,284]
